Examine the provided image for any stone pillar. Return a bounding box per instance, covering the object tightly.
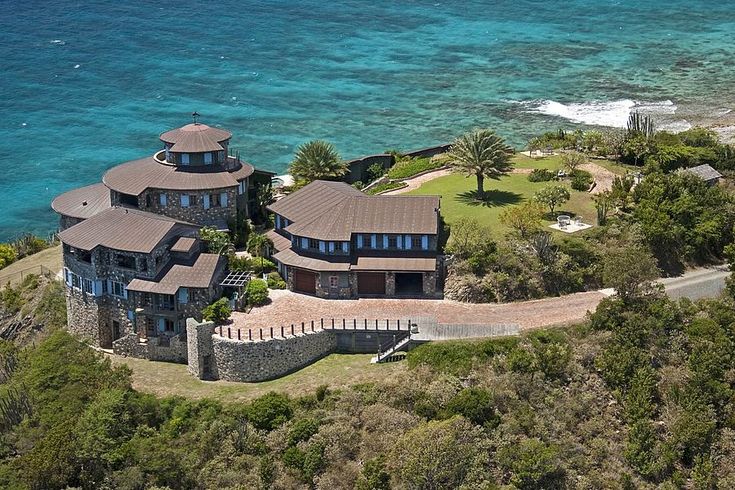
[386,272,396,296]
[423,271,437,296]
[187,318,216,380]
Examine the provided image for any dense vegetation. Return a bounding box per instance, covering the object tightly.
[2,266,735,488]
[386,156,444,180]
[0,234,51,271]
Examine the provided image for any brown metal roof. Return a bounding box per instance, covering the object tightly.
[126,253,224,294]
[58,207,198,253]
[171,236,198,253]
[103,156,255,195]
[159,123,232,153]
[681,164,722,182]
[266,229,292,253]
[51,182,111,220]
[269,180,440,241]
[352,256,437,272]
[272,248,351,272]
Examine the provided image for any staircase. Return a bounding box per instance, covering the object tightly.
[371,334,412,363]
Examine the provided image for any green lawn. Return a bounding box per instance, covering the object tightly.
[407,162,599,238]
[512,154,565,170]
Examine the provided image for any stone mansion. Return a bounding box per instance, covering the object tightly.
[52,121,273,350]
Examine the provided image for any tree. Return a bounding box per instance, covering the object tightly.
[443,388,500,428]
[247,233,274,272]
[245,392,293,430]
[562,151,586,173]
[533,185,570,215]
[499,201,545,239]
[289,140,347,184]
[602,245,660,301]
[444,217,494,260]
[245,279,269,307]
[594,191,612,225]
[199,227,231,254]
[447,129,514,199]
[611,175,635,212]
[497,438,564,489]
[0,243,17,269]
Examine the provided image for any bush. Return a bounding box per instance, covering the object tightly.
[0,244,17,269]
[229,255,276,274]
[570,169,593,191]
[246,279,269,307]
[366,162,385,182]
[12,234,48,259]
[443,388,500,428]
[386,157,443,180]
[202,298,231,325]
[266,271,286,289]
[287,418,320,446]
[527,168,555,182]
[246,392,293,430]
[364,181,406,195]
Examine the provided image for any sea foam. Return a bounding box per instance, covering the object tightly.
[529,99,677,128]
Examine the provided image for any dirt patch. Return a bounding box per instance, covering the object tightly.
[579,162,618,194]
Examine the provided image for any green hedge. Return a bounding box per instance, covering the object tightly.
[386,157,443,180]
[364,181,407,195]
[527,168,556,182]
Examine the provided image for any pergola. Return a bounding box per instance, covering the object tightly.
[219,271,252,311]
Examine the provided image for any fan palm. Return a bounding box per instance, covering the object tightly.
[289,140,348,184]
[447,129,514,199]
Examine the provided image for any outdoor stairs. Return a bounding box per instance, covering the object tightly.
[371,334,412,363]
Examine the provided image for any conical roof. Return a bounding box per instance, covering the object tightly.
[160,123,232,153]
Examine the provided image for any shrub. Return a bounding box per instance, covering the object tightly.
[364,181,406,195]
[229,255,276,274]
[386,157,443,180]
[201,298,231,325]
[246,279,269,307]
[12,234,48,259]
[0,244,17,269]
[527,168,555,182]
[443,388,500,428]
[266,271,286,289]
[570,169,593,191]
[199,227,231,254]
[287,418,320,446]
[246,392,293,430]
[443,273,485,303]
[366,162,385,182]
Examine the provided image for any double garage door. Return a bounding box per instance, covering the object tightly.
[357,272,386,295]
[292,269,317,295]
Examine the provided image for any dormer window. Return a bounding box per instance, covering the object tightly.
[180,153,190,165]
[204,152,213,165]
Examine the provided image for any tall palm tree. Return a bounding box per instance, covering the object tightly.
[289,140,348,184]
[447,129,514,199]
[247,233,274,272]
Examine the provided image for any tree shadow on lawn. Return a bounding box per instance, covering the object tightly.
[455,189,523,208]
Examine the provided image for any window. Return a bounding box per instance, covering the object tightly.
[412,236,422,249]
[139,258,148,273]
[362,234,373,249]
[308,238,319,250]
[159,193,167,206]
[329,276,339,288]
[388,236,398,248]
[180,153,190,165]
[71,273,81,289]
[102,280,108,294]
[210,193,221,207]
[112,281,126,298]
[77,250,92,263]
[204,152,213,165]
[189,194,197,206]
[82,278,93,294]
[164,319,175,332]
[178,287,189,304]
[145,194,152,207]
[180,195,189,208]
[116,254,136,269]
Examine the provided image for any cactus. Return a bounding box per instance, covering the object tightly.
[627,112,655,140]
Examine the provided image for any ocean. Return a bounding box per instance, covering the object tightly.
[2,0,735,240]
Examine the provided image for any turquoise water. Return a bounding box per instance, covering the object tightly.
[2,0,735,240]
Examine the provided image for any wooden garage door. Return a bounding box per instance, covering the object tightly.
[357,272,386,295]
[292,269,317,294]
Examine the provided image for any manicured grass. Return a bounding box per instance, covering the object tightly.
[408,172,596,237]
[108,352,405,402]
[0,245,62,286]
[387,156,444,180]
[512,154,564,170]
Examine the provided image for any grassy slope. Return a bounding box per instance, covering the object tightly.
[0,245,62,286]
[109,352,405,402]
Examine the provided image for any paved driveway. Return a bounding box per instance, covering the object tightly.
[230,289,605,332]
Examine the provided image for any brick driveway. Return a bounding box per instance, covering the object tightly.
[230,289,605,333]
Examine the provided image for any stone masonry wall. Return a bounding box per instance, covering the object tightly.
[139,187,238,227]
[65,288,102,345]
[208,329,337,382]
[113,332,188,363]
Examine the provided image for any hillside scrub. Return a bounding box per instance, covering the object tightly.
[3,285,735,488]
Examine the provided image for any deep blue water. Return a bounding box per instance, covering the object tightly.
[2,0,735,240]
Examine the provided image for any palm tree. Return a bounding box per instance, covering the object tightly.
[247,233,274,272]
[447,129,514,199]
[289,140,348,184]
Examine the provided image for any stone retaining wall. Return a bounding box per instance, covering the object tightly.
[113,332,188,363]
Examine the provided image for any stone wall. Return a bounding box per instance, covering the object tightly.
[65,288,103,345]
[139,187,239,227]
[59,214,83,231]
[113,332,188,363]
[188,326,337,382]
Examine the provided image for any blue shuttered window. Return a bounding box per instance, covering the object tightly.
[159,193,167,206]
[397,235,403,249]
[319,241,326,253]
[301,237,308,249]
[328,241,335,253]
[421,235,429,250]
[383,235,389,249]
[221,192,228,206]
[180,153,190,165]
[342,242,349,253]
[204,152,212,165]
[275,215,282,229]
[180,195,190,207]
[203,195,210,209]
[357,235,364,248]
[404,235,412,249]
[178,287,189,304]
[371,234,377,248]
